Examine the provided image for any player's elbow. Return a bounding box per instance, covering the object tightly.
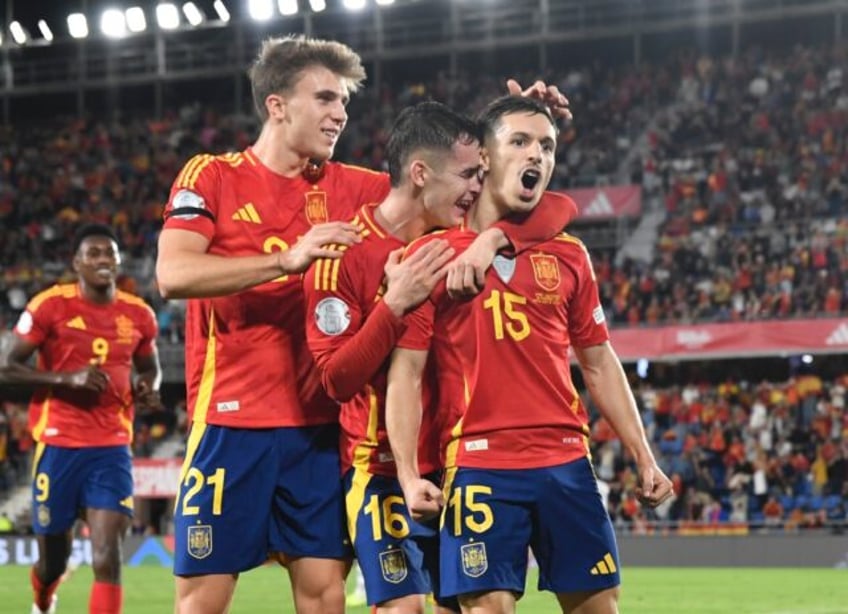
[321,368,357,403]
[156,262,186,300]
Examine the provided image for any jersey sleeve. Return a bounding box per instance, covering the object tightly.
[494,192,579,255]
[345,164,391,205]
[133,303,159,358]
[162,154,221,240]
[566,239,611,349]
[14,292,56,347]
[303,249,406,401]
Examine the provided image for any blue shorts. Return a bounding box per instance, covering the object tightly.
[345,468,453,607]
[440,458,620,599]
[31,443,133,535]
[173,423,349,575]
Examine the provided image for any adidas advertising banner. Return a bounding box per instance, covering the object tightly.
[607,318,848,362]
[566,185,642,219]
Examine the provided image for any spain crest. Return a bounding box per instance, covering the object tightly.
[187,524,213,559]
[530,253,560,291]
[115,315,135,344]
[379,548,408,584]
[37,504,50,527]
[461,542,488,578]
[305,191,328,225]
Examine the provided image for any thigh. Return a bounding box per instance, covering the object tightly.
[31,444,84,534]
[531,458,621,594]
[439,467,534,600]
[173,425,276,575]
[271,424,349,560]
[344,468,435,606]
[81,446,134,517]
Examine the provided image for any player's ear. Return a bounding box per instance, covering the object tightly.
[409,159,427,188]
[479,147,491,174]
[265,93,286,122]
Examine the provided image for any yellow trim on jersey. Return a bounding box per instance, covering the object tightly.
[115,290,151,309]
[119,407,133,442]
[439,466,458,530]
[31,394,52,443]
[553,231,582,245]
[175,154,210,189]
[350,386,380,472]
[175,422,208,513]
[359,205,387,240]
[26,284,76,314]
[192,309,217,425]
[243,149,258,165]
[32,442,46,479]
[216,152,244,168]
[344,467,373,545]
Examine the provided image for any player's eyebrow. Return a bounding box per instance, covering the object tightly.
[316,89,350,106]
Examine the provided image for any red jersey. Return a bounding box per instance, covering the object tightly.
[163,149,389,428]
[303,203,443,476]
[14,283,157,448]
[400,229,609,470]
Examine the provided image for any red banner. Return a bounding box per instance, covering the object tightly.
[565,185,642,219]
[132,458,183,498]
[607,318,848,361]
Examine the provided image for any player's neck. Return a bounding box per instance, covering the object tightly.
[252,125,309,178]
[79,281,115,305]
[467,191,509,234]
[374,192,429,243]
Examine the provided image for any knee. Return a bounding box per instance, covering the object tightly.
[91,541,122,582]
[293,579,345,614]
[37,558,68,585]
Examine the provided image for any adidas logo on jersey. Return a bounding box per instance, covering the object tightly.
[66,316,87,330]
[589,552,618,576]
[826,322,848,346]
[232,203,262,223]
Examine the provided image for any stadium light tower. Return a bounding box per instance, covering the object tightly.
[342,0,367,10]
[67,13,89,39]
[248,0,274,21]
[156,3,181,29]
[278,0,298,16]
[37,20,54,42]
[309,0,326,12]
[213,0,231,22]
[126,7,148,33]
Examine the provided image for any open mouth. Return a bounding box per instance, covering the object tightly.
[521,169,541,191]
[321,128,339,141]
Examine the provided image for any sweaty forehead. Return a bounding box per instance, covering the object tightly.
[79,236,118,252]
[294,65,349,97]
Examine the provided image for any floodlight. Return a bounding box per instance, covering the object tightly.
[375,0,395,5]
[309,0,326,11]
[10,21,28,44]
[183,2,204,26]
[126,7,147,33]
[67,13,89,39]
[213,0,231,22]
[278,0,298,15]
[248,0,274,21]
[156,3,181,29]
[101,8,127,38]
[37,20,53,42]
[342,0,366,9]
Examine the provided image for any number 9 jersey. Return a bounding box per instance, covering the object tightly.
[14,283,158,448]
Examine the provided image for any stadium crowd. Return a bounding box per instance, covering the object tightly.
[0,42,846,530]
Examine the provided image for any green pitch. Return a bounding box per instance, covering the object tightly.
[1,565,846,613]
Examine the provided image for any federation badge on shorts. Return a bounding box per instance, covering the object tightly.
[530,253,560,291]
[187,524,213,559]
[305,191,328,225]
[493,255,516,284]
[460,542,488,578]
[37,504,50,527]
[379,548,408,584]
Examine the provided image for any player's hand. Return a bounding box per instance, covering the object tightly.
[134,380,163,412]
[63,366,109,393]
[382,241,455,316]
[446,228,506,299]
[635,462,674,508]
[278,222,362,274]
[401,478,445,522]
[507,78,572,121]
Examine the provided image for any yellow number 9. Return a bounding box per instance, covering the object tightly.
[35,472,50,502]
[263,237,290,283]
[91,337,110,365]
